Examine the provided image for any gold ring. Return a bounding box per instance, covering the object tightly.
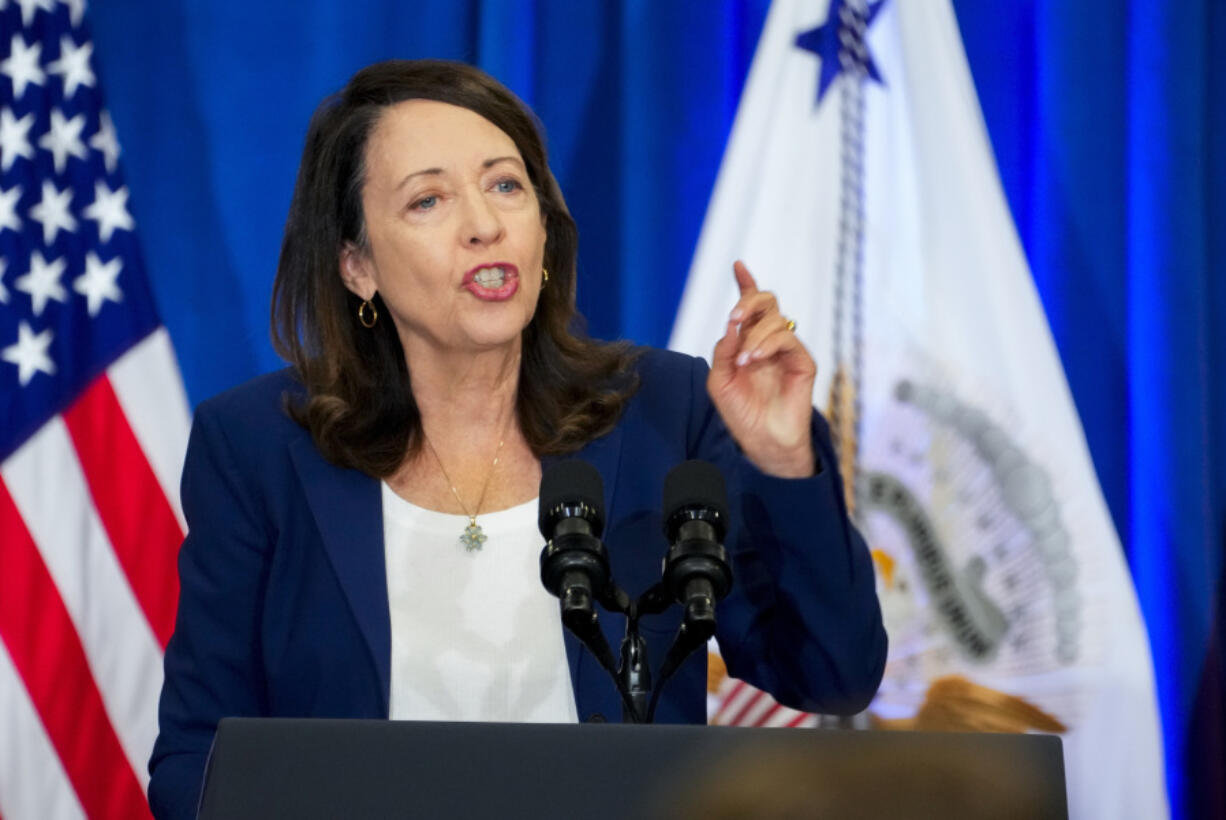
[785,318,796,332]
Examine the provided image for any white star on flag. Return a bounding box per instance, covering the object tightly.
[39,109,88,174]
[16,250,67,316]
[0,257,8,303]
[63,0,86,26]
[0,183,21,232]
[84,180,133,242]
[0,107,35,171]
[0,34,45,98]
[14,0,55,28]
[74,251,123,316]
[46,35,94,98]
[1,320,55,385]
[29,179,77,244]
[90,110,120,172]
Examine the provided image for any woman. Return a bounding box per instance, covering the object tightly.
[148,60,885,818]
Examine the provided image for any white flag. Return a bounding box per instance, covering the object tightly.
[673,2,1167,817]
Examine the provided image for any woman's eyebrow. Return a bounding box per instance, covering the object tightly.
[395,167,443,191]
[395,157,522,191]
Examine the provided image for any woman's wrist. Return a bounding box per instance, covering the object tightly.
[744,441,817,479]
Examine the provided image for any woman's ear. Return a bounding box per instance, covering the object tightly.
[339,243,376,301]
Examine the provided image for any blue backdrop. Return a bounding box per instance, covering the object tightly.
[86,2,1223,817]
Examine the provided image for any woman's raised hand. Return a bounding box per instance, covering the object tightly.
[707,261,817,478]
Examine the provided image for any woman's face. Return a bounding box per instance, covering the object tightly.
[341,99,547,359]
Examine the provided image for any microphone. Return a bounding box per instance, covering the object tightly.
[644,460,735,721]
[661,460,732,639]
[538,460,614,634]
[538,460,640,720]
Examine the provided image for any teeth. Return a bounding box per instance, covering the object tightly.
[474,267,506,288]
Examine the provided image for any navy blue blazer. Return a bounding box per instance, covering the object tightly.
[148,348,886,820]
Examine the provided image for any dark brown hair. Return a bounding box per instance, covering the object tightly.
[271,60,639,477]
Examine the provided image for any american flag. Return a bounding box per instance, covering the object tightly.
[0,3,190,818]
[706,651,819,728]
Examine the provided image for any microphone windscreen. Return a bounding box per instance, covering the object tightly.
[662,460,728,536]
[538,459,605,535]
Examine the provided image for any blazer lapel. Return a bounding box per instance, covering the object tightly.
[542,425,625,718]
[289,438,391,714]
[287,423,626,722]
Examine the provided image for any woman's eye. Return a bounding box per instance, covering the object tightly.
[411,195,438,211]
[494,179,522,194]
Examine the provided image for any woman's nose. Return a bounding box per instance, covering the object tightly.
[461,191,504,247]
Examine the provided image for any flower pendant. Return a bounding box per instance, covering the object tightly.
[461,518,487,552]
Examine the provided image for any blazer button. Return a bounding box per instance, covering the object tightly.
[586,713,606,723]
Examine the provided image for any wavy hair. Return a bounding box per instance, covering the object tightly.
[271,60,639,477]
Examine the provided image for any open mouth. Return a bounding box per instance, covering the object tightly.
[464,263,520,301]
[473,266,508,289]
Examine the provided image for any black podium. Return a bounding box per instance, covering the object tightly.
[197,718,1067,819]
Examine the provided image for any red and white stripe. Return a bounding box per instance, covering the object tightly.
[710,673,819,728]
[0,329,190,820]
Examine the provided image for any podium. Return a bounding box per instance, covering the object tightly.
[197,718,1067,819]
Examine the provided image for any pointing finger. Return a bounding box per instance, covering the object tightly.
[733,260,758,296]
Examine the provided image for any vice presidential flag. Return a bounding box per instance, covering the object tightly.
[673,2,1167,818]
[0,3,190,818]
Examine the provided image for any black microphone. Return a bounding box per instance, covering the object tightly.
[539,460,641,721]
[661,460,733,639]
[643,460,735,721]
[539,460,614,634]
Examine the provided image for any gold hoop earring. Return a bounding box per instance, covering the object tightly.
[541,267,549,287]
[358,299,378,328]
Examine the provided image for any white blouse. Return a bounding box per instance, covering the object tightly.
[381,483,578,723]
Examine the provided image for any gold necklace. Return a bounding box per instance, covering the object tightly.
[423,422,509,552]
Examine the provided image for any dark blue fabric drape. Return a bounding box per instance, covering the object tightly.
[86,2,1223,816]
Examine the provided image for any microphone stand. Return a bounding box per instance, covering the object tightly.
[619,606,650,723]
[645,590,717,723]
[616,585,673,723]
[541,459,731,724]
[555,581,645,723]
[564,580,711,724]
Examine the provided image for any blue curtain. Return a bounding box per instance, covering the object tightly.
[87,2,1223,816]
[956,3,1226,817]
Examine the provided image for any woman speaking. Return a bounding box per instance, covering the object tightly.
[148,60,886,818]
